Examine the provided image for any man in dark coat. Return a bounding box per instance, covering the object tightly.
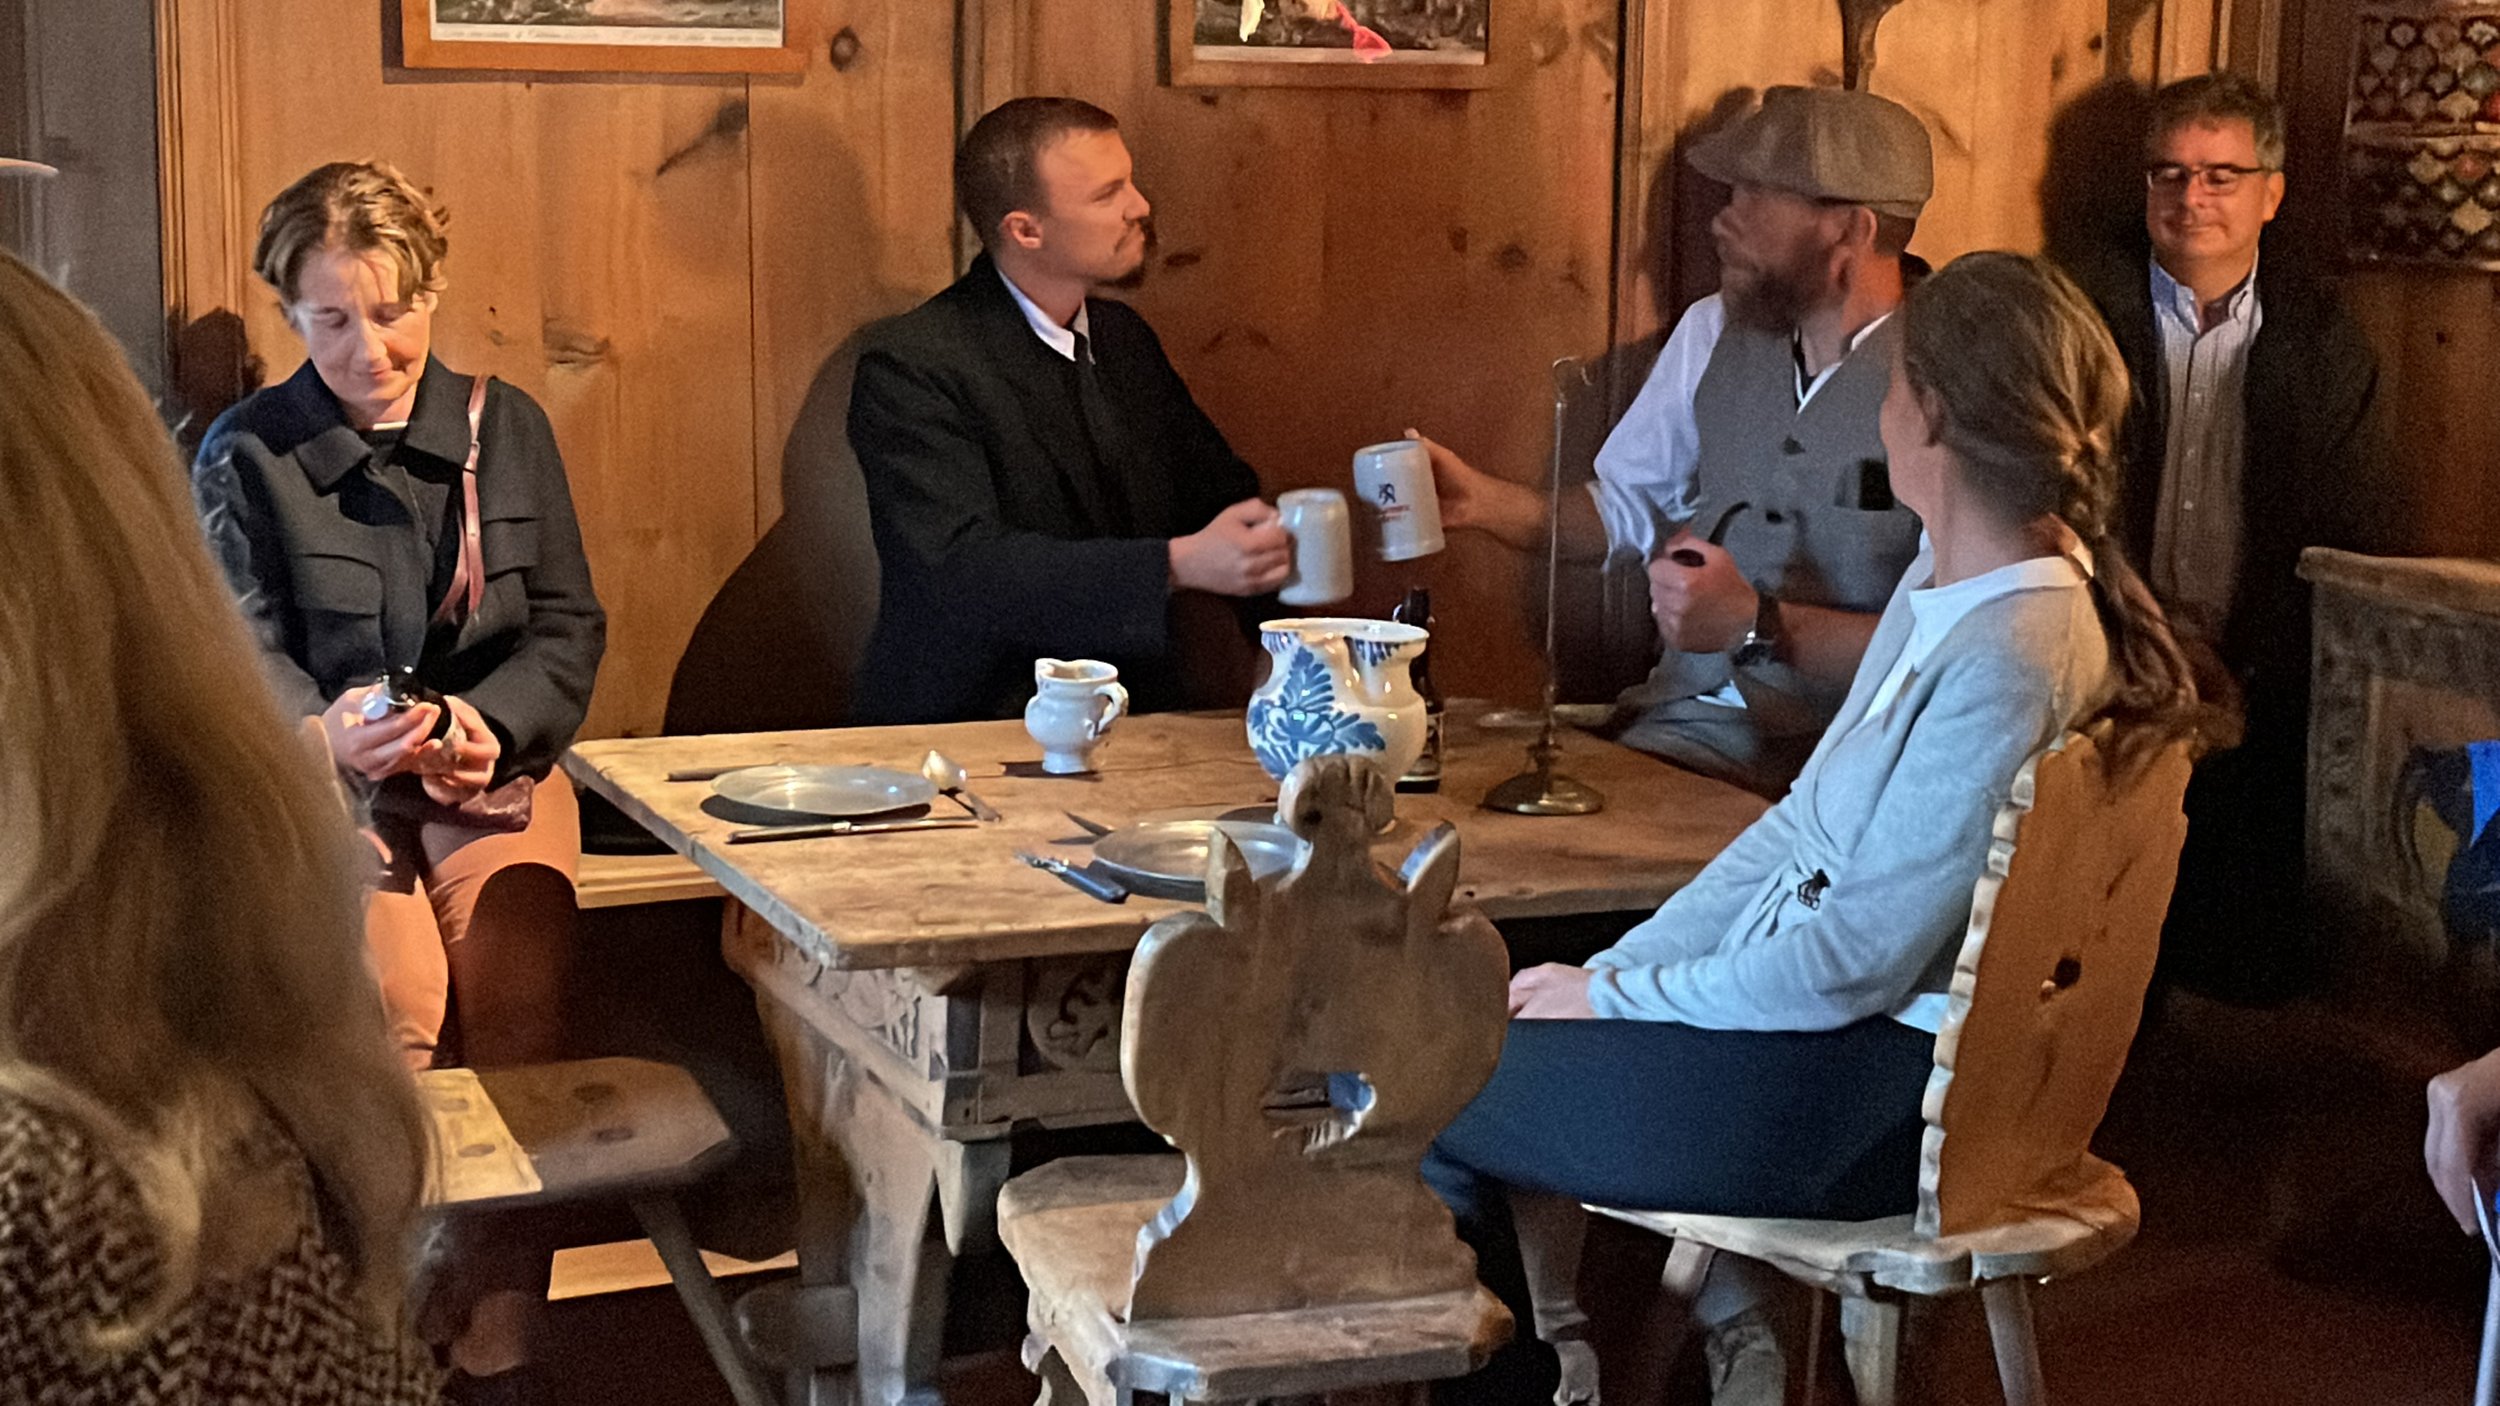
[846,97,1289,725]
[2071,72,2401,1000]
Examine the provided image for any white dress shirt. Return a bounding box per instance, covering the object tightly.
[2147,257,2261,639]
[1000,266,1092,362]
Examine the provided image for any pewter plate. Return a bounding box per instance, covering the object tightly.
[710,764,936,819]
[1090,820,1307,900]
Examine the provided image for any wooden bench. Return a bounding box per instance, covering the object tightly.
[419,1056,773,1406]
[574,850,727,910]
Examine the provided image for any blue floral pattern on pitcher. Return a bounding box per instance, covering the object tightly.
[1247,640,1387,779]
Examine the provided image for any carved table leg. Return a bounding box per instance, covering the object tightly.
[755,995,955,1406]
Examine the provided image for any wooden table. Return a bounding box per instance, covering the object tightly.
[565,707,1765,1406]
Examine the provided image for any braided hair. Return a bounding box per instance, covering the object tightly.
[1897,251,2212,776]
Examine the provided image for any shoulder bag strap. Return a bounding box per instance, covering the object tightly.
[432,373,490,626]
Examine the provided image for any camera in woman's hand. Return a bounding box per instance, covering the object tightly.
[360,667,455,742]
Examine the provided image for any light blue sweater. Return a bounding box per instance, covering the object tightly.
[1585,545,2111,1031]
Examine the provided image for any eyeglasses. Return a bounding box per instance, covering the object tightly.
[2144,162,2276,196]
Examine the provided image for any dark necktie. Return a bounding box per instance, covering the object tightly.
[1068,328,1136,535]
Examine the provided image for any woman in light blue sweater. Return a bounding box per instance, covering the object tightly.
[1428,253,2204,1402]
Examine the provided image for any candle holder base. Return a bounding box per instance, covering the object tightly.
[1482,725,1605,816]
[1482,766,1606,815]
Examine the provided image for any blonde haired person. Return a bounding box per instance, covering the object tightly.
[190,160,604,1077]
[1426,252,2204,1404]
[0,249,437,1399]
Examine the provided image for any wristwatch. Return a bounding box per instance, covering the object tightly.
[1730,592,1783,668]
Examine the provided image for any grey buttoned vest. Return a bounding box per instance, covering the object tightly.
[1618,315,1924,783]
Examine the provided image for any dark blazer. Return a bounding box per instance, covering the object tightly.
[2072,240,2396,738]
[193,357,605,784]
[845,254,1264,725]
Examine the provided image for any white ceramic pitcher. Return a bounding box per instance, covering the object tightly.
[1244,618,1429,782]
[1025,659,1128,775]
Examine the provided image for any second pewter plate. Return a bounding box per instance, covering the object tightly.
[1090,820,1307,901]
[711,764,937,819]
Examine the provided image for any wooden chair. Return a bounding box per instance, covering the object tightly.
[419,1056,776,1406]
[1585,732,2193,1406]
[996,756,1517,1405]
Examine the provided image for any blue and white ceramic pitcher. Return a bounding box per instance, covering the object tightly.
[1245,617,1429,782]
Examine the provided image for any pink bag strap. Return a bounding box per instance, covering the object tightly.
[432,374,489,626]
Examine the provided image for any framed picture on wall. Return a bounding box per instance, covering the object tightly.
[401,0,817,75]
[1168,0,1504,89]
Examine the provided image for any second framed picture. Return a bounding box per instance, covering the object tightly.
[1169,0,1503,90]
[402,0,817,76]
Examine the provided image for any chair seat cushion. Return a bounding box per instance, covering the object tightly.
[1587,1156,2138,1298]
[999,1155,1510,1402]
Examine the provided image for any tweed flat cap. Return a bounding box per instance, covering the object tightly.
[1688,86,1934,219]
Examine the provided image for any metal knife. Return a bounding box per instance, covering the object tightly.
[669,763,778,783]
[726,817,980,845]
[1016,850,1129,903]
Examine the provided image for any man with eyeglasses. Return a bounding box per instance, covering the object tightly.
[2072,71,2395,1003]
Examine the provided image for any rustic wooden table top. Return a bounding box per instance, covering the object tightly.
[564,706,1767,971]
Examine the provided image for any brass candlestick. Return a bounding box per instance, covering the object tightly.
[1484,357,1605,816]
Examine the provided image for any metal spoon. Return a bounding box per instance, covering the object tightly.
[921,750,1002,822]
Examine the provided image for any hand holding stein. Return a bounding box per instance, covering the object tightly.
[1351,438,1447,562]
[1171,499,1291,596]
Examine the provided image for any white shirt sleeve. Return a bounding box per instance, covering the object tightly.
[1587,293,1728,564]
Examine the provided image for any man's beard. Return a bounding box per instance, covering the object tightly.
[1719,242,1828,332]
[1103,218,1156,291]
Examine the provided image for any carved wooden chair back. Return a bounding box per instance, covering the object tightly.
[1918,731,2192,1237]
[1116,755,1512,1321]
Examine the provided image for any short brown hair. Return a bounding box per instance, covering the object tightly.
[955,98,1121,250]
[2146,72,2286,170]
[252,161,449,307]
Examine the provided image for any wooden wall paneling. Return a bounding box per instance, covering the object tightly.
[2157,0,2225,81]
[520,83,761,741]
[2223,0,2284,85]
[1437,0,1620,698]
[748,0,961,531]
[1610,0,1681,360]
[1876,0,2118,262]
[2279,0,2500,558]
[155,0,252,433]
[2344,273,2500,557]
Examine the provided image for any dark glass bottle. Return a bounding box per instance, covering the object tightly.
[1393,587,1444,792]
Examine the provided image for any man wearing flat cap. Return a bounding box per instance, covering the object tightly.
[1420,86,1932,797]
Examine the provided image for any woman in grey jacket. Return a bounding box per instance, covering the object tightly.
[1427,253,2203,1402]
